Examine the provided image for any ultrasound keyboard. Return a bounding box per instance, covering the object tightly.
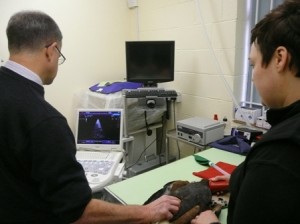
[76,150,123,192]
[123,88,177,98]
[78,160,114,175]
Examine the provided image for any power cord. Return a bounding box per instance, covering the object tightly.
[125,137,157,170]
[144,110,152,136]
[125,114,165,170]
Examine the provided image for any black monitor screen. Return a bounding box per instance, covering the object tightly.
[77,111,121,145]
[126,41,175,87]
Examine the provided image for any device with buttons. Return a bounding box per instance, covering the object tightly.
[176,117,224,145]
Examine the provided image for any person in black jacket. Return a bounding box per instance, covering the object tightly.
[0,10,180,224]
[192,0,300,224]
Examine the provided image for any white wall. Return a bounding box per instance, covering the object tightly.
[0,0,248,157]
[134,0,248,157]
[0,0,134,128]
[136,0,248,121]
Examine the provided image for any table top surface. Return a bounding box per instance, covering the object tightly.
[105,148,245,223]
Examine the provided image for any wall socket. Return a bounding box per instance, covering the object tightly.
[127,0,138,9]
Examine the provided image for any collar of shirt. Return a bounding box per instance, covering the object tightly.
[3,60,43,86]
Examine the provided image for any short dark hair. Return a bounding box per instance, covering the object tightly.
[251,0,300,77]
[6,10,62,53]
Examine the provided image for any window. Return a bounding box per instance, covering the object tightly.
[244,0,284,104]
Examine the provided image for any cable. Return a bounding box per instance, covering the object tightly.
[158,114,166,163]
[125,137,157,170]
[125,113,165,170]
[167,99,181,159]
[144,110,152,136]
[196,0,252,127]
[176,140,181,159]
[172,100,177,129]
[172,100,180,158]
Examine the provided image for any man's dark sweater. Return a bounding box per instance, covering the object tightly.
[0,67,92,223]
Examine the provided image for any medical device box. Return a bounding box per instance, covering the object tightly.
[176,117,224,145]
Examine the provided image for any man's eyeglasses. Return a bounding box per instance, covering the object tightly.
[45,44,66,65]
[55,46,66,65]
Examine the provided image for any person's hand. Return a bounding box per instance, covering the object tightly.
[191,210,219,224]
[143,195,181,223]
[210,174,230,182]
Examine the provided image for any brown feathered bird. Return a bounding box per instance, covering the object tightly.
[144,179,212,224]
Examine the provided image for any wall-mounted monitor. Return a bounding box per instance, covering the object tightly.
[125,41,175,87]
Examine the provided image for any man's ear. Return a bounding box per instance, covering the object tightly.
[44,42,57,62]
[274,46,289,72]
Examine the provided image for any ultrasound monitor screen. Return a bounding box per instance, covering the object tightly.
[77,110,121,145]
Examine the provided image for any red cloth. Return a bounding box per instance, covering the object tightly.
[193,161,237,192]
[193,161,237,179]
